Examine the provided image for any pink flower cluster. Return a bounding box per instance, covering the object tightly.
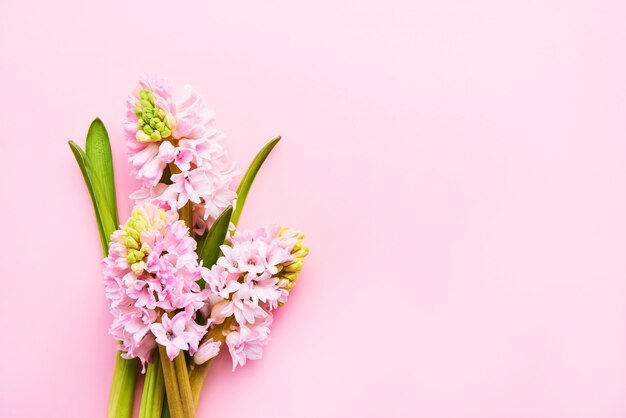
[102,203,216,368]
[201,226,298,370]
[101,76,309,377]
[124,76,237,236]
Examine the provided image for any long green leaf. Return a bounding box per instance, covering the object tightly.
[85,118,119,228]
[70,121,137,418]
[197,205,233,269]
[68,141,108,254]
[139,354,164,418]
[231,136,281,226]
[108,353,139,418]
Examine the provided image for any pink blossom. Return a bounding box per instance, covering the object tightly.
[219,227,294,277]
[129,183,178,212]
[210,288,268,325]
[124,77,176,187]
[157,141,194,172]
[225,321,271,371]
[172,85,216,140]
[193,339,221,365]
[206,225,303,328]
[150,312,197,360]
[102,203,212,369]
[170,168,213,208]
[244,272,282,308]
[202,264,241,298]
[125,76,238,234]
[184,319,212,354]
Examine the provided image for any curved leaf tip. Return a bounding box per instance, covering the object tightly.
[232,136,281,226]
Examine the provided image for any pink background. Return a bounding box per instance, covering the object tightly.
[1,0,626,417]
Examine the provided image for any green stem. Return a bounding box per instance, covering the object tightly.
[159,346,184,418]
[139,367,149,417]
[174,354,196,418]
[161,398,171,418]
[108,352,139,418]
[189,360,213,407]
[188,318,231,407]
[139,352,165,418]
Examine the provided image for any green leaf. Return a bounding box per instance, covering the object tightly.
[85,118,119,228]
[197,206,233,269]
[71,121,136,418]
[68,119,119,255]
[108,353,139,418]
[231,136,281,226]
[138,353,164,418]
[68,140,108,254]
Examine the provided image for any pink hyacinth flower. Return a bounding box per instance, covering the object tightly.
[170,168,214,208]
[225,323,270,371]
[193,339,221,365]
[150,311,196,360]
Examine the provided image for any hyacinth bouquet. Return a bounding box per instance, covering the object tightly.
[68,77,309,418]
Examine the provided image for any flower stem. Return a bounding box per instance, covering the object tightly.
[174,354,196,418]
[108,352,139,418]
[188,360,213,407]
[139,352,165,418]
[159,345,184,418]
[161,399,171,418]
[188,318,232,406]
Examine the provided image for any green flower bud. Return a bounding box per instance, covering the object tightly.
[116,204,170,275]
[139,89,153,101]
[133,88,172,142]
[281,272,298,281]
[127,227,140,242]
[276,228,309,305]
[125,236,140,249]
[283,261,303,273]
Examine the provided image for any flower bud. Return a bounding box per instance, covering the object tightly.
[283,261,303,273]
[125,236,139,249]
[133,88,173,142]
[136,130,151,143]
[193,339,221,365]
[127,249,145,264]
[276,228,309,299]
[131,260,145,275]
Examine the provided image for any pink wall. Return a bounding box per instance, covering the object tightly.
[1,0,626,417]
